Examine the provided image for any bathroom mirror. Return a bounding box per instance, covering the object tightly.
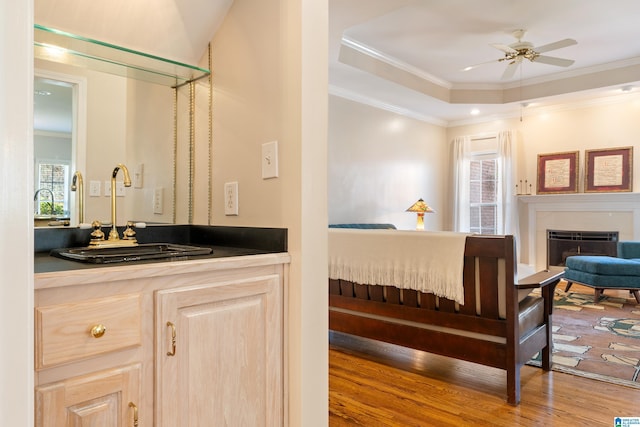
[34,25,211,228]
[33,73,75,226]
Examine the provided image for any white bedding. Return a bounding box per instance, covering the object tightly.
[328,229,470,304]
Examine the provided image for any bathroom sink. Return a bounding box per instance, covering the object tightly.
[51,243,213,264]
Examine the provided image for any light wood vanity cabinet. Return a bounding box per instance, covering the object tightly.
[156,274,283,426]
[34,254,288,427]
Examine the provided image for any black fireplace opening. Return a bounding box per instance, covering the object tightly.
[547,229,619,268]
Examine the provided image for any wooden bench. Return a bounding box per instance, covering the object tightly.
[329,234,563,405]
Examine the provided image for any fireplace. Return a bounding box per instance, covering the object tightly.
[547,229,618,268]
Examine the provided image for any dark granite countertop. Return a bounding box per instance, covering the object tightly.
[35,224,287,274]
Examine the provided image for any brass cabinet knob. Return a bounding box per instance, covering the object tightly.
[90,324,107,338]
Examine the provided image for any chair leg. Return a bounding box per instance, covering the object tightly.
[594,288,605,303]
[564,281,573,292]
[631,290,640,304]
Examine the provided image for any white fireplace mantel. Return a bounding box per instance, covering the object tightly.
[518,192,640,270]
[518,192,640,208]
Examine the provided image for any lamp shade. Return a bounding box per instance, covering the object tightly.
[405,198,435,213]
[405,198,434,231]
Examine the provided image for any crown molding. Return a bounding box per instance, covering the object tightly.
[447,88,640,127]
[331,83,640,129]
[499,56,640,90]
[341,36,453,89]
[341,36,640,103]
[329,84,448,127]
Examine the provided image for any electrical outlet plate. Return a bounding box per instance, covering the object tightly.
[153,187,164,214]
[262,141,278,179]
[224,182,238,215]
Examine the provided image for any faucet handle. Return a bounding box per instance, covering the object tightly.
[123,221,137,241]
[89,220,105,245]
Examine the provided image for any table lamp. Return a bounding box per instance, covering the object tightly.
[405,198,435,230]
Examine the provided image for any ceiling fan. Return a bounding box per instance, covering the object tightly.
[463,29,577,80]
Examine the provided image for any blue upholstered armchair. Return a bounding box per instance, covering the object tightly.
[616,241,640,261]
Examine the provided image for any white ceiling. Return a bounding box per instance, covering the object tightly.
[33,0,640,130]
[329,0,640,126]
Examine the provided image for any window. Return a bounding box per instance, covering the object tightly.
[36,162,69,215]
[469,155,498,234]
[453,131,516,237]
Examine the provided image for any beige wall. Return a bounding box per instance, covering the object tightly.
[209,0,328,424]
[447,96,640,195]
[125,78,175,224]
[329,95,448,230]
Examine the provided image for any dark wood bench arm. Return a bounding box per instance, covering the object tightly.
[516,269,564,360]
[516,269,565,289]
[517,269,564,316]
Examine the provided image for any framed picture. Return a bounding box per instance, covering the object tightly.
[585,146,633,192]
[536,151,579,194]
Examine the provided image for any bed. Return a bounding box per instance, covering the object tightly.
[328,227,563,405]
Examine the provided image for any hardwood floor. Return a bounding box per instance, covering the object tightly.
[329,331,639,426]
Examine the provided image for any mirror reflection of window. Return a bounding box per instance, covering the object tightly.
[34,76,73,220]
[35,162,69,215]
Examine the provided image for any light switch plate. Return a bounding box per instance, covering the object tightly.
[116,181,125,197]
[133,163,144,188]
[89,180,101,197]
[262,141,278,179]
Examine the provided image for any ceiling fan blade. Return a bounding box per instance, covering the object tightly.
[533,55,575,67]
[534,38,577,54]
[461,59,498,72]
[491,43,517,54]
[501,61,520,80]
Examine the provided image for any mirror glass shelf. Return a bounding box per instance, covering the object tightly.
[34,24,210,87]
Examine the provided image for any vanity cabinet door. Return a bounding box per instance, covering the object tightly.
[35,363,141,427]
[155,274,283,427]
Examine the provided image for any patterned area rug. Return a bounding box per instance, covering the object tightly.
[530,281,640,388]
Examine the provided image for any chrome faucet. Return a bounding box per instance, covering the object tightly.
[108,163,132,241]
[33,188,55,216]
[71,171,84,224]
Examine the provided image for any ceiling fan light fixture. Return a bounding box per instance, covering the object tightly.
[464,30,577,80]
[470,108,480,115]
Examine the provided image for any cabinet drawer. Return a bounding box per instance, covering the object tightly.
[36,293,142,370]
